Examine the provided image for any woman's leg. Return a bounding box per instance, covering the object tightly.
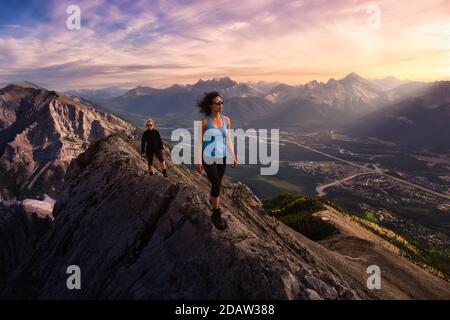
[211,195,220,209]
[212,157,227,209]
[217,156,227,183]
[155,149,167,169]
[203,160,222,209]
[156,149,168,177]
[146,152,155,174]
[203,160,227,230]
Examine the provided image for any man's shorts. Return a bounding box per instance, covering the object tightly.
[146,149,164,165]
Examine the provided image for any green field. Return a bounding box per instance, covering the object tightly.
[226,141,328,198]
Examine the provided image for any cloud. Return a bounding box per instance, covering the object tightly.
[0,0,449,89]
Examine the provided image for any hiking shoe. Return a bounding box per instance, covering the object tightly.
[211,209,227,230]
[149,171,155,176]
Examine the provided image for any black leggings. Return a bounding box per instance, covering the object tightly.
[203,157,226,197]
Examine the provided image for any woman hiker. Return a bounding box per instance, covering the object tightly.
[196,91,237,230]
[141,118,168,177]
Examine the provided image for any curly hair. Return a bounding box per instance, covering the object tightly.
[197,91,221,115]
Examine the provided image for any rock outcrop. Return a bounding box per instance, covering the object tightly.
[0,134,353,298]
[0,202,52,289]
[4,133,449,300]
[0,83,137,200]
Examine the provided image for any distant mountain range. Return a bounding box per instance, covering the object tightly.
[65,86,127,102]
[366,76,411,92]
[117,74,449,150]
[0,83,137,200]
[106,73,392,117]
[10,72,450,152]
[343,81,450,149]
[265,72,385,111]
[97,77,278,128]
[254,72,395,131]
[76,73,405,129]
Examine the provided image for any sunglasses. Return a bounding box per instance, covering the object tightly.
[147,123,154,126]
[213,100,224,105]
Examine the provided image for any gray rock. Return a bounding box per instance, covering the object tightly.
[1,133,378,299]
[0,84,136,200]
[303,289,322,300]
[0,203,52,289]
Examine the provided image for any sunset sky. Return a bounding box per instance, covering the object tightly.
[0,0,449,90]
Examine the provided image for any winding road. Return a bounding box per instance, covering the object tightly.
[282,137,450,201]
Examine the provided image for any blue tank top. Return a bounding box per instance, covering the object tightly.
[202,114,227,158]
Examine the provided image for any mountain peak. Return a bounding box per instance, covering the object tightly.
[213,76,233,82]
[380,75,399,81]
[190,76,258,97]
[305,80,321,89]
[0,86,136,199]
[327,77,337,84]
[14,81,44,89]
[342,72,363,82]
[124,85,159,96]
[193,76,237,88]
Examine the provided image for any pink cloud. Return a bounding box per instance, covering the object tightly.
[0,0,449,89]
